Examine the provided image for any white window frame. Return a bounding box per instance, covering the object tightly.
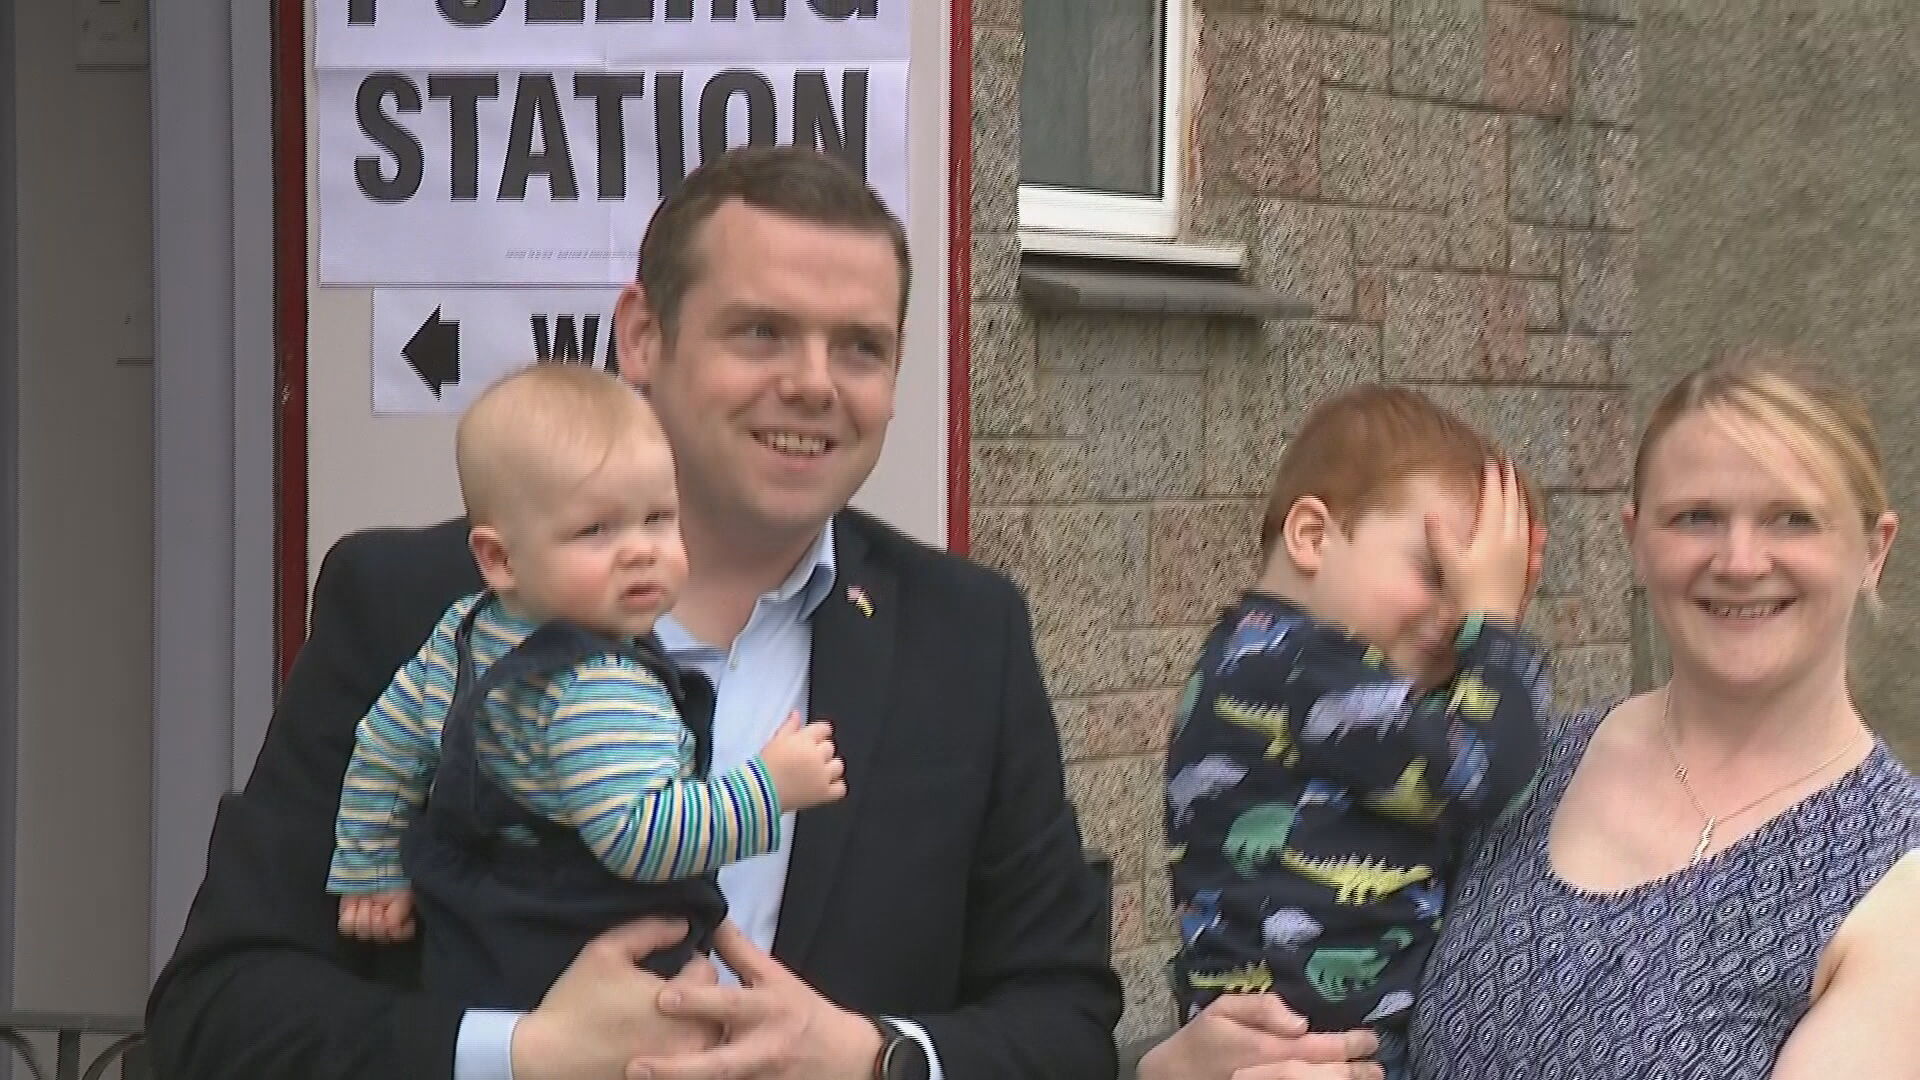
[1017,0,1187,240]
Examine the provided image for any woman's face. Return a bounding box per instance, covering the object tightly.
[1626,409,1896,697]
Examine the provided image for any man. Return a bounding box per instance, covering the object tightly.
[146,146,1122,1080]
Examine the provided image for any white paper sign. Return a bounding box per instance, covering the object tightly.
[318,63,907,285]
[317,2,910,286]
[318,1,909,67]
[372,286,627,414]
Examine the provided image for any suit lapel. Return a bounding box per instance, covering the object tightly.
[773,516,896,967]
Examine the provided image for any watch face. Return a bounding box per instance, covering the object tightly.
[880,1027,931,1080]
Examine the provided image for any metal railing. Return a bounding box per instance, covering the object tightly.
[0,1013,147,1080]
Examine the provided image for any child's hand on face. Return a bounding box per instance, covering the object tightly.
[338,888,416,944]
[1427,461,1533,624]
[759,711,847,812]
[1522,518,1548,621]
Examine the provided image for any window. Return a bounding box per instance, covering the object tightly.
[1019,0,1185,239]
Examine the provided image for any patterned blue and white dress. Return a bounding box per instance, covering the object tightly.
[1411,706,1919,1080]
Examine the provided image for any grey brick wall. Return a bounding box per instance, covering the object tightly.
[967,0,1638,1042]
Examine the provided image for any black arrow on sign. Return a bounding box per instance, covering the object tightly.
[406,307,461,397]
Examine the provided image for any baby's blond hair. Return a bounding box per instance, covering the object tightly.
[456,364,665,530]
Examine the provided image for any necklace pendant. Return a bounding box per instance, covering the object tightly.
[1690,818,1715,865]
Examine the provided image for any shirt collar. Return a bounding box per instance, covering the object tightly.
[654,520,839,653]
[779,518,838,619]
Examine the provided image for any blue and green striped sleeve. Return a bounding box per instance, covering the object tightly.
[326,603,463,894]
[541,659,782,881]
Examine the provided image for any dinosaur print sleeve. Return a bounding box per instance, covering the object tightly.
[1203,609,1548,827]
[1164,598,1551,1035]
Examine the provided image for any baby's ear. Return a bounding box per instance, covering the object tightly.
[469,526,516,594]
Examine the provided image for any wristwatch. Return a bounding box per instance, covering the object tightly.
[868,1016,931,1080]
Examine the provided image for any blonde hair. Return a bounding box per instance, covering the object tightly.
[1635,348,1888,525]
[456,364,664,528]
[1634,348,1891,604]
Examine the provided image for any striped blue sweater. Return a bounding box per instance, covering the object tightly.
[328,592,781,894]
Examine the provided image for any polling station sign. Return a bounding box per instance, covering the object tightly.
[317,2,909,286]
[371,286,628,414]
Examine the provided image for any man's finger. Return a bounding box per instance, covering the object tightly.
[674,954,720,987]
[595,917,692,964]
[654,983,756,1028]
[1288,1028,1379,1065]
[1232,1063,1383,1080]
[1205,992,1309,1038]
[630,1031,774,1080]
[708,920,785,987]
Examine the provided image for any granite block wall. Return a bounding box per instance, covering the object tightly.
[969,0,1637,1041]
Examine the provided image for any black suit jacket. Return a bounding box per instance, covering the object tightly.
[145,510,1122,1080]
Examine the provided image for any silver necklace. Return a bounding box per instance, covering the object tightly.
[1658,690,1863,866]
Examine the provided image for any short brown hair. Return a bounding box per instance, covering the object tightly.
[457,363,666,528]
[1635,346,1889,531]
[1260,384,1530,556]
[636,144,910,333]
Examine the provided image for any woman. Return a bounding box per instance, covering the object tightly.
[1140,354,1920,1080]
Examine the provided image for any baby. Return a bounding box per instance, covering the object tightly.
[327,363,845,1008]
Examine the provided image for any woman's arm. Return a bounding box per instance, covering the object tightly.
[1769,850,1920,1080]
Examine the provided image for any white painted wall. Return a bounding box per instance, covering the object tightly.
[9,0,155,1012]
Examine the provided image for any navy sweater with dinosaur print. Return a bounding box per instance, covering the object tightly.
[1165,592,1548,1038]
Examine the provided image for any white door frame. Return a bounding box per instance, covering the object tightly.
[148,0,276,974]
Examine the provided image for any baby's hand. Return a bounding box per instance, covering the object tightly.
[759,711,847,812]
[1428,461,1533,623]
[338,888,416,944]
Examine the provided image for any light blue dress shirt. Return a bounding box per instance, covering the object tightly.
[453,523,942,1079]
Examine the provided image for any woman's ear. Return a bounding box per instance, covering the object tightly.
[470,526,516,595]
[1864,511,1899,595]
[1621,502,1645,585]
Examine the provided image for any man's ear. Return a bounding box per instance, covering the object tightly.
[1281,497,1335,575]
[469,526,516,594]
[613,282,663,391]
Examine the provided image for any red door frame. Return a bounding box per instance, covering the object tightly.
[269,3,976,679]
[270,0,309,682]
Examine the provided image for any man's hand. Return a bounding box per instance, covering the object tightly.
[337,888,415,944]
[512,918,724,1080]
[629,921,882,1080]
[1428,461,1533,623]
[1135,995,1382,1080]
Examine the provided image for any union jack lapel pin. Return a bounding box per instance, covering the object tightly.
[847,585,873,617]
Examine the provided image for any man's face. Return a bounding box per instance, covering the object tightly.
[616,200,902,546]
